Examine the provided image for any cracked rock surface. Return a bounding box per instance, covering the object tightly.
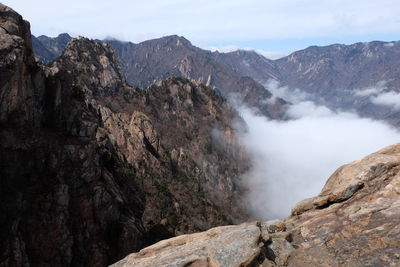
[111,223,263,267]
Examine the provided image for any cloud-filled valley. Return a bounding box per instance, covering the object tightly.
[237,84,400,220]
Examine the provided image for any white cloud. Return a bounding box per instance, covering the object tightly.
[264,79,310,103]
[207,45,242,53]
[384,42,395,47]
[237,102,400,220]
[354,87,384,97]
[371,92,400,109]
[353,81,387,97]
[255,50,289,60]
[286,101,335,118]
[353,81,400,110]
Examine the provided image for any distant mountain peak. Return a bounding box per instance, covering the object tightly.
[57,32,71,39]
[37,32,71,40]
[138,34,193,48]
[163,34,191,42]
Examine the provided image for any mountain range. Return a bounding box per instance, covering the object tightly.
[33,33,400,126]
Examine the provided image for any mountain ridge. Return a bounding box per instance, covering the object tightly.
[32,33,288,119]
[32,33,400,125]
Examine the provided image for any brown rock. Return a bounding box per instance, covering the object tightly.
[0,3,44,126]
[286,143,400,266]
[110,223,263,267]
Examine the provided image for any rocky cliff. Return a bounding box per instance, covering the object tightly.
[0,4,248,266]
[112,143,400,266]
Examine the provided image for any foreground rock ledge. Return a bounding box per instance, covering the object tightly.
[112,143,400,267]
[111,222,267,267]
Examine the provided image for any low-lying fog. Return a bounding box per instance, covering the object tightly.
[237,81,400,220]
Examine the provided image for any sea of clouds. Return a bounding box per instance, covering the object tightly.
[237,80,400,220]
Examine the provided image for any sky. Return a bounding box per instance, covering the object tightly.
[4,0,400,59]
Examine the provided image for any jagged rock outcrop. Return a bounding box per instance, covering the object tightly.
[0,3,44,126]
[113,143,400,266]
[0,4,248,266]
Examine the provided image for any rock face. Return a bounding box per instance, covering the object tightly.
[113,143,400,266]
[0,3,42,126]
[110,223,264,267]
[286,143,400,266]
[0,4,248,266]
